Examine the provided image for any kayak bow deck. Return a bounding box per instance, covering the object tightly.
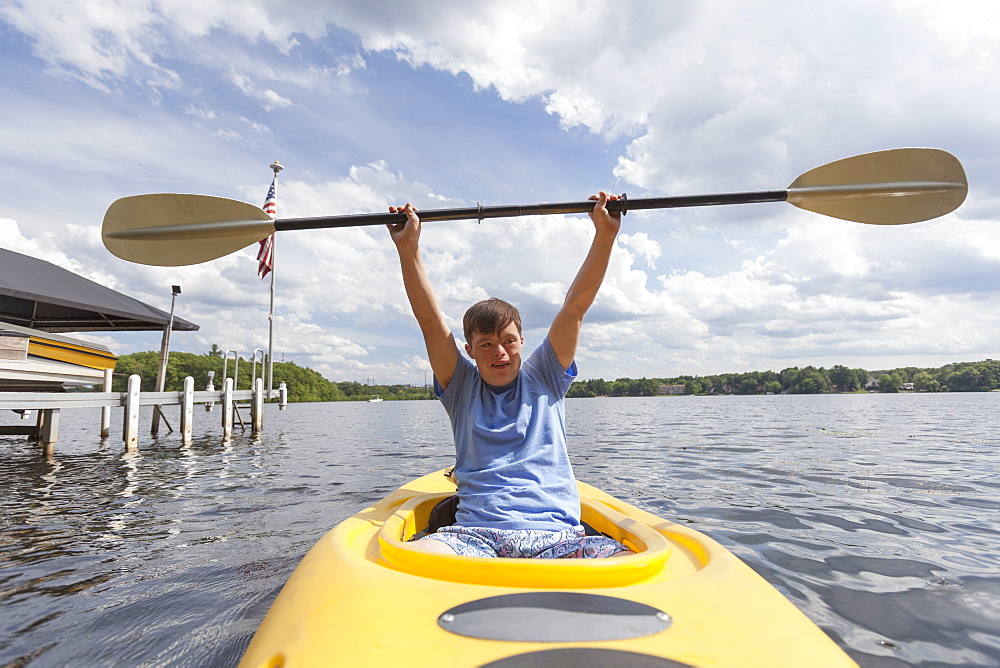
[240,469,856,667]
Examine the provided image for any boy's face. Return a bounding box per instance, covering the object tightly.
[465,322,524,387]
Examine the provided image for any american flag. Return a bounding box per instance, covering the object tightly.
[258,179,276,278]
[262,179,277,217]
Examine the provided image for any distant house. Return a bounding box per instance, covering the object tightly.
[657,384,686,395]
[900,382,915,391]
[865,376,880,390]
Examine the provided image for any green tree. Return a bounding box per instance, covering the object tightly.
[683,378,706,395]
[946,360,1000,391]
[760,370,780,387]
[830,365,859,392]
[780,367,800,393]
[567,379,597,398]
[111,351,160,391]
[634,378,659,396]
[912,371,940,392]
[946,367,983,392]
[877,372,902,393]
[789,366,830,394]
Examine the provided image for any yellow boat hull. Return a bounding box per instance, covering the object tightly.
[241,470,856,667]
[1,322,117,370]
[27,334,117,370]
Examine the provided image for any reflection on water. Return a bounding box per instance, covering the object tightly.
[1,393,998,666]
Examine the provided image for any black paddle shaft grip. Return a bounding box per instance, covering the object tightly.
[274,190,789,231]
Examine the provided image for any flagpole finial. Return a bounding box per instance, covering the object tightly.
[270,160,283,174]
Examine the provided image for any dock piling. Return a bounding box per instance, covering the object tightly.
[100,368,112,438]
[181,376,194,444]
[124,374,140,451]
[222,377,234,439]
[37,408,59,459]
[252,377,264,434]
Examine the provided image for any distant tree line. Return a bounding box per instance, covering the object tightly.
[107,347,434,403]
[103,349,998,402]
[567,359,1000,397]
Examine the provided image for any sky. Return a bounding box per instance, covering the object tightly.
[1,0,998,385]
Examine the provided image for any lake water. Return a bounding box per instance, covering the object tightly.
[1,393,998,666]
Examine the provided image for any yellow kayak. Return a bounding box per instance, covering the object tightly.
[241,469,857,667]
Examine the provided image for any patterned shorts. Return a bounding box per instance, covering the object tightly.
[418,525,631,559]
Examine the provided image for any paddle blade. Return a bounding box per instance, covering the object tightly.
[103,194,277,266]
[785,148,967,225]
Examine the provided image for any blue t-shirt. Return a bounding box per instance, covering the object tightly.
[435,337,580,531]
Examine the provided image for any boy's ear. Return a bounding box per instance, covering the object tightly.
[464,343,473,358]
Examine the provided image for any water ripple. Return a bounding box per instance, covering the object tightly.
[1,394,998,666]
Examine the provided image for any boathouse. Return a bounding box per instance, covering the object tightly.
[0,248,199,334]
[1,247,199,443]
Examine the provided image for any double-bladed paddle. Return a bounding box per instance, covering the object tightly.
[103,148,967,267]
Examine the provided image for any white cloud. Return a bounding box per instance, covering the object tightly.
[2,0,998,384]
[229,71,293,110]
[185,105,216,120]
[619,232,661,269]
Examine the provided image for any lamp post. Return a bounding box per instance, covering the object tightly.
[151,285,181,434]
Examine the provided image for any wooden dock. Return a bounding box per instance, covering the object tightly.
[0,374,288,457]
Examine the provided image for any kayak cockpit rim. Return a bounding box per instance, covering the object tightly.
[376,492,673,589]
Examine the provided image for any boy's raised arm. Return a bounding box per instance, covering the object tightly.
[387,204,459,391]
[548,192,622,370]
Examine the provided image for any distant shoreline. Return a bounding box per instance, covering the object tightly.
[100,351,999,401]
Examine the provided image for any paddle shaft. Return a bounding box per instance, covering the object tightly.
[273,190,790,231]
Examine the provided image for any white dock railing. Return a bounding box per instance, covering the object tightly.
[0,374,288,456]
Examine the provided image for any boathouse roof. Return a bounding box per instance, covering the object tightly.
[0,248,199,333]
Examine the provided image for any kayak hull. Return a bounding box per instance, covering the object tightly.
[240,469,856,667]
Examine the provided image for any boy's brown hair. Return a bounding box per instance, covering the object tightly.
[463,298,522,343]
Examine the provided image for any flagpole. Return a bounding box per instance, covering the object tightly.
[267,160,282,399]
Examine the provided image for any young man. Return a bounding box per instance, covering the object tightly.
[387,192,628,558]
